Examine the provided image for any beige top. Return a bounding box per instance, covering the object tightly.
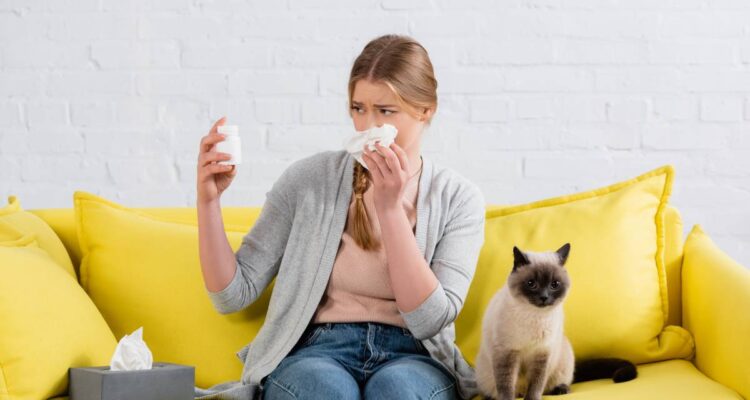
[312,161,423,328]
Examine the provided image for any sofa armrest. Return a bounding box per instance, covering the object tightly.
[682,224,750,399]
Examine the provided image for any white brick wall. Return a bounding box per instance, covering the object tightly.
[1,0,749,267]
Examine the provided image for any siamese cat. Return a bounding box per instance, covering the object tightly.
[475,243,637,400]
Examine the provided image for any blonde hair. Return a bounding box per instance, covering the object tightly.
[347,34,438,251]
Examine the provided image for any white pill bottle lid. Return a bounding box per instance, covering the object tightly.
[218,125,239,136]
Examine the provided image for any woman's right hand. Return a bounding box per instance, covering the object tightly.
[197,116,237,205]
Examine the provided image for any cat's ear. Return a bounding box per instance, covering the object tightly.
[513,246,530,271]
[556,243,571,266]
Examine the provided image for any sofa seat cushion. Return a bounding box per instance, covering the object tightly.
[561,360,741,399]
[47,361,742,400]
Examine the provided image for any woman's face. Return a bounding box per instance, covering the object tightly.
[349,79,431,156]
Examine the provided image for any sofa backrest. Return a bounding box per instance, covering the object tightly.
[28,204,685,327]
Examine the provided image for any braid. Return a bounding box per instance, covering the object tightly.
[351,162,380,251]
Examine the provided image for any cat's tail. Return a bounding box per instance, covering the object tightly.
[572,358,637,383]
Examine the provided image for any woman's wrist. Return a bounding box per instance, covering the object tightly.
[197,195,221,209]
[377,205,407,226]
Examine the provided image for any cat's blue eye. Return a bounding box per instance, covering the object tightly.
[526,280,536,289]
[550,281,560,290]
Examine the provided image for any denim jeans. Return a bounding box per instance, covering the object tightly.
[259,321,459,400]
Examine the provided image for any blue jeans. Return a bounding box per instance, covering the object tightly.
[259,322,459,400]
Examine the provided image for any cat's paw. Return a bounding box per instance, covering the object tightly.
[547,384,570,395]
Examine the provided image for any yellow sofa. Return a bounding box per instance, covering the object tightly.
[23,207,750,399]
[14,200,744,399]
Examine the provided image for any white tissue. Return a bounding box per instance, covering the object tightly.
[109,327,153,371]
[343,123,399,170]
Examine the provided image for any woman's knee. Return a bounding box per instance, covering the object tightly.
[262,355,360,400]
[364,357,458,400]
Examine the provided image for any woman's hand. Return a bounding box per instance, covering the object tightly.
[197,116,237,205]
[361,141,411,214]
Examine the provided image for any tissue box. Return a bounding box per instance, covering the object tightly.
[69,362,194,400]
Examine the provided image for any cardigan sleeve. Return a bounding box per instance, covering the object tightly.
[399,182,486,340]
[206,168,295,315]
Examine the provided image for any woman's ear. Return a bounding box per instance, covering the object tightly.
[420,107,434,122]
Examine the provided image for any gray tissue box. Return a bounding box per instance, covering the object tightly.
[69,362,195,400]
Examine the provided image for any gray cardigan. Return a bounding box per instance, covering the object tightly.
[195,149,486,399]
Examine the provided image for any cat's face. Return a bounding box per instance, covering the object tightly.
[507,244,571,309]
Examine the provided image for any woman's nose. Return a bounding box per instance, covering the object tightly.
[367,113,384,129]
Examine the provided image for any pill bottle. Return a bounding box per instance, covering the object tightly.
[215,125,242,165]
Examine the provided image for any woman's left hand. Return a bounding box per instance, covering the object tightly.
[361,141,411,214]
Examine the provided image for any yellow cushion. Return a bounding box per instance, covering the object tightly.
[0,219,32,244]
[74,191,271,389]
[455,165,694,366]
[0,195,76,278]
[0,235,117,400]
[662,205,685,327]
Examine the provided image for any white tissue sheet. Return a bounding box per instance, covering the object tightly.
[343,123,399,170]
[109,326,153,371]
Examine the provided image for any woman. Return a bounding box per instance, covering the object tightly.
[196,34,486,400]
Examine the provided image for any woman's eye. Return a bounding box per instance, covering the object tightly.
[350,106,364,114]
[380,109,394,116]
